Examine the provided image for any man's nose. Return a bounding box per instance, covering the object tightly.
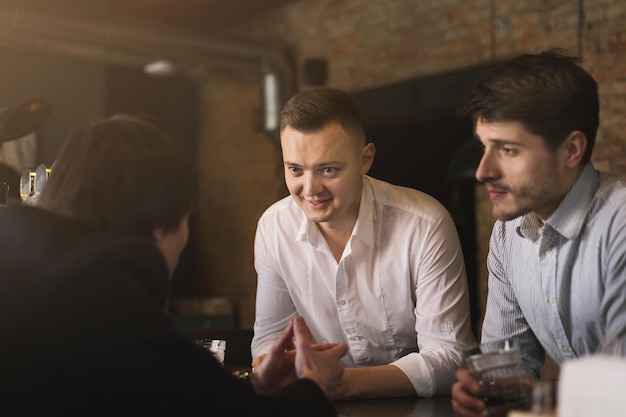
[303,172,321,196]
[475,151,497,183]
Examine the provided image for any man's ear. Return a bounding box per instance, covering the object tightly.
[562,130,587,168]
[360,142,376,175]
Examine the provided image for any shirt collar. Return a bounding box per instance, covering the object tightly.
[294,176,376,249]
[517,163,599,240]
[353,176,375,248]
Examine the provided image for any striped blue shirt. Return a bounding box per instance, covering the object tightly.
[481,163,626,377]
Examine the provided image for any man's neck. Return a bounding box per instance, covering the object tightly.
[318,220,356,263]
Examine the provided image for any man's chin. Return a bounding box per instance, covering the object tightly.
[492,206,527,222]
[303,211,332,224]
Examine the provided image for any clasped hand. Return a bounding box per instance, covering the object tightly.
[251,316,348,400]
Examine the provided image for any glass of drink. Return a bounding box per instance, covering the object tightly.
[194,339,226,365]
[463,338,532,417]
[19,168,35,202]
[34,163,51,195]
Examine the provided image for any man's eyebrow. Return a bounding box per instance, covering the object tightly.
[482,138,526,147]
[283,160,345,167]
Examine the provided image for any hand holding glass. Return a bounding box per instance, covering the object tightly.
[463,338,532,417]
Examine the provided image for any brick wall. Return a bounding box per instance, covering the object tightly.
[196,0,626,340]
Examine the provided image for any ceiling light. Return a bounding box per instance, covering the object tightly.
[143,59,178,77]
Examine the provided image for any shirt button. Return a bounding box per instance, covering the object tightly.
[561,344,571,353]
[545,249,553,256]
[547,296,555,304]
[349,336,360,341]
[338,300,347,306]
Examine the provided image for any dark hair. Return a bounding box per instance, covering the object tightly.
[280,86,366,145]
[37,114,197,238]
[461,48,599,163]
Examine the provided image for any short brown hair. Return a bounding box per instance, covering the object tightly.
[280,87,366,146]
[462,48,599,164]
[38,114,197,238]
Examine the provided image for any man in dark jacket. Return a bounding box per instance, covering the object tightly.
[0,114,347,416]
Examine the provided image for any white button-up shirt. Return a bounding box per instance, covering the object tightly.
[252,176,475,396]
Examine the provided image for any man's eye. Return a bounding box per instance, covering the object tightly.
[288,167,301,173]
[322,167,336,174]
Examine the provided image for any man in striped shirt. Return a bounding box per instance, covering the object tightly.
[451,48,626,417]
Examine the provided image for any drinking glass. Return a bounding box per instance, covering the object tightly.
[463,338,532,417]
[19,168,35,202]
[34,163,51,195]
[194,338,226,365]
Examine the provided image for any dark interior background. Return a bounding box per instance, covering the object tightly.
[105,65,200,297]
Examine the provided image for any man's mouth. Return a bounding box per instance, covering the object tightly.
[305,197,331,209]
[486,186,508,201]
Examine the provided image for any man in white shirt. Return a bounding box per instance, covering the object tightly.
[252,86,475,399]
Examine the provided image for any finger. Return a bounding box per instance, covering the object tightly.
[292,315,318,344]
[251,354,266,369]
[451,380,485,414]
[326,342,349,359]
[292,316,315,355]
[456,368,481,394]
[283,342,337,355]
[310,344,338,352]
[316,343,348,360]
[269,319,295,356]
[302,319,317,345]
[310,342,341,351]
[451,396,485,417]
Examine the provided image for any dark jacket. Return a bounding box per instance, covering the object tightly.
[0,204,336,416]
